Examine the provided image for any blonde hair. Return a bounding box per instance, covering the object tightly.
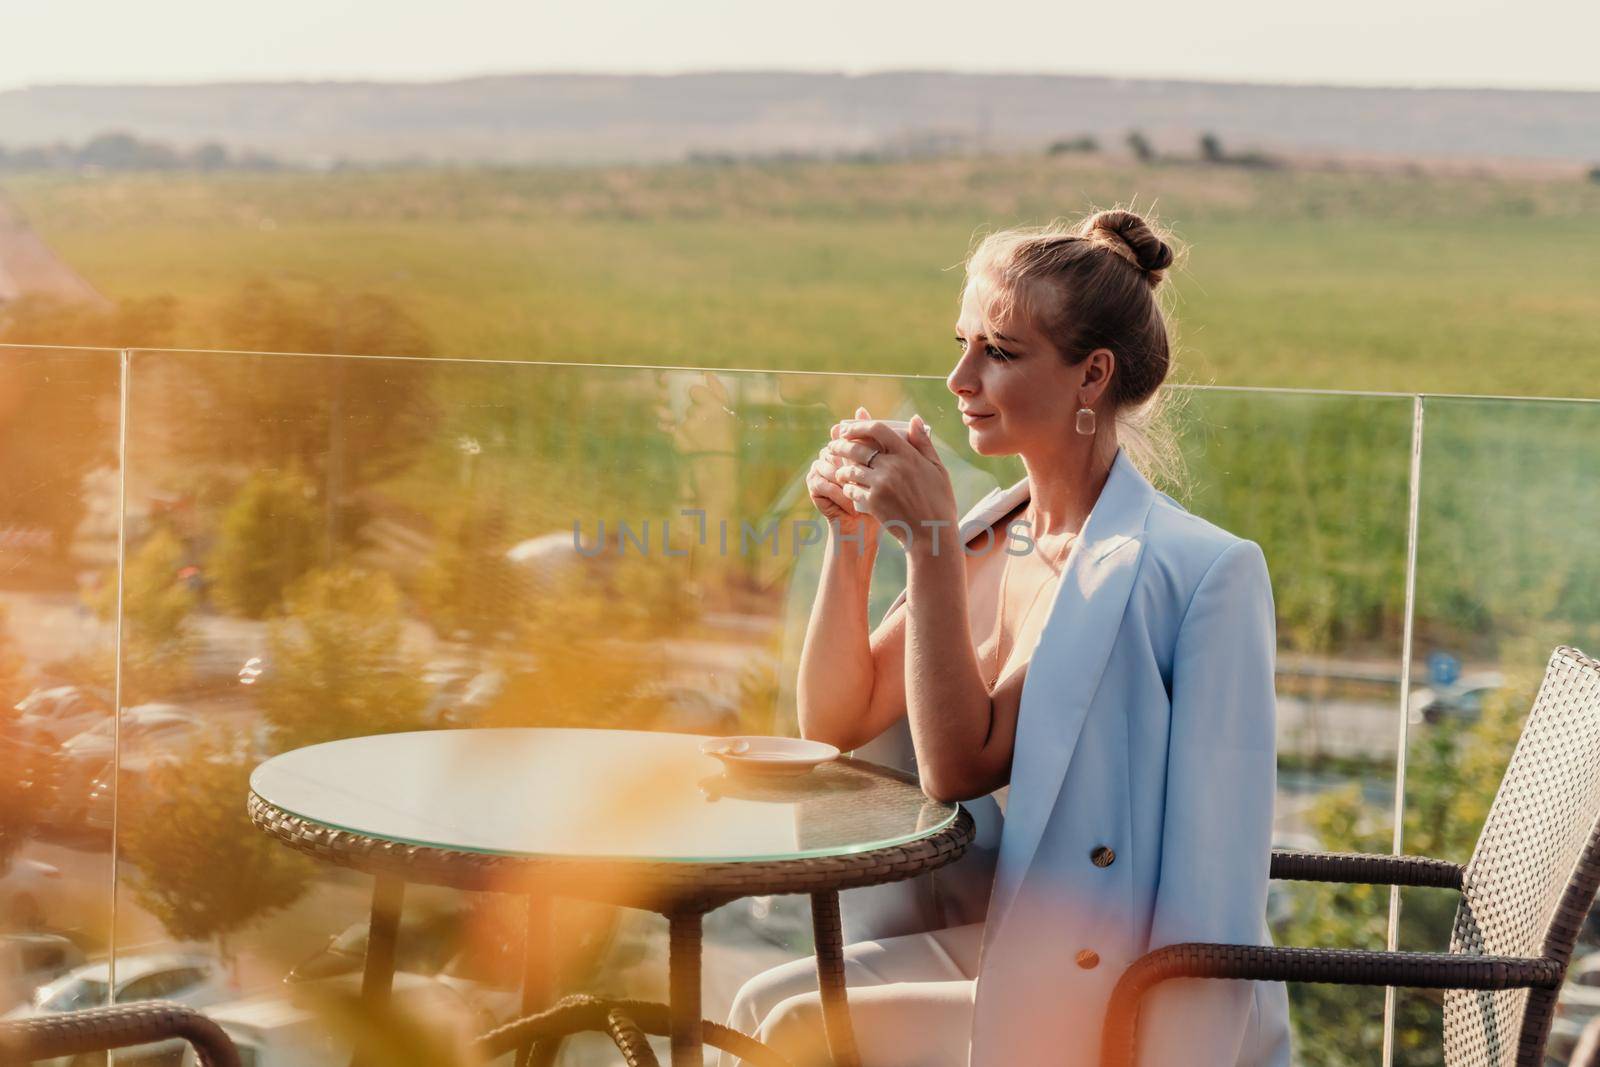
[962,206,1191,494]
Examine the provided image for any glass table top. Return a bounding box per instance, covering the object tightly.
[250,727,958,863]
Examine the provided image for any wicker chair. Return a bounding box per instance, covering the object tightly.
[0,1001,240,1066]
[473,993,793,1067]
[1103,644,1600,1067]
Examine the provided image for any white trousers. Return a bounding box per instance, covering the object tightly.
[720,921,984,1067]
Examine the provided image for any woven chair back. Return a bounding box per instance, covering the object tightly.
[1445,645,1600,1066]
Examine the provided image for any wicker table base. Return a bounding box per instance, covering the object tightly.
[249,775,975,1067]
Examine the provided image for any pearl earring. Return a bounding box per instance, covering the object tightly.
[1075,404,1097,436]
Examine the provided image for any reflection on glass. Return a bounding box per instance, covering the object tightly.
[0,343,1575,1065]
[0,345,121,1021]
[1170,388,1415,1066]
[38,974,108,1013]
[1397,397,1600,1066]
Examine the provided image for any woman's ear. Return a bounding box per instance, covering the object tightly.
[1083,347,1116,400]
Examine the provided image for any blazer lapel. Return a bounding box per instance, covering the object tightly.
[984,445,1159,933]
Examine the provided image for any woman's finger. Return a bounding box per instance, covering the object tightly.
[837,420,907,456]
[806,467,833,494]
[811,458,843,483]
[808,470,854,511]
[835,462,872,486]
[823,440,876,465]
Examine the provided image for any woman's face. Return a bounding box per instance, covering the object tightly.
[947,273,1104,457]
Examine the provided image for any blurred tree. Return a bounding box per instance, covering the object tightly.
[0,318,166,563]
[1047,136,1099,155]
[119,727,313,966]
[90,526,198,700]
[0,602,29,709]
[190,141,230,171]
[478,562,677,733]
[210,279,432,361]
[0,294,179,349]
[209,468,324,619]
[163,281,441,549]
[1277,633,1563,1065]
[1200,132,1226,163]
[78,131,181,170]
[0,132,277,173]
[416,501,518,643]
[0,603,41,877]
[1126,129,1156,164]
[0,706,38,882]
[258,565,430,750]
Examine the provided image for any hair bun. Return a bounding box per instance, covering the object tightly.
[1081,209,1174,288]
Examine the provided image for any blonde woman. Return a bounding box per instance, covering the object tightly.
[724,209,1292,1066]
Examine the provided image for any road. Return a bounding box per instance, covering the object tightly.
[1276,693,1406,761]
[0,191,110,308]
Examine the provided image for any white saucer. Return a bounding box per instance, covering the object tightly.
[699,735,841,777]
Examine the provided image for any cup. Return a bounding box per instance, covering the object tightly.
[842,417,914,443]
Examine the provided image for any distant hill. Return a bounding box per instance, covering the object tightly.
[1,70,1596,166]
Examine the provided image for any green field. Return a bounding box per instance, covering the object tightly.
[4,155,1595,668]
[4,154,1599,397]
[4,157,1597,1067]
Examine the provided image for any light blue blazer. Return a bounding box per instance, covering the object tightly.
[849,444,1293,1067]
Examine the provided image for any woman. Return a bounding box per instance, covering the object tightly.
[723,208,1292,1066]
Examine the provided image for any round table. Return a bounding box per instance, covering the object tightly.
[248,728,975,1067]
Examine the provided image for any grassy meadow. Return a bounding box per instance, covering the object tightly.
[4,155,1598,1067]
[3,154,1599,397]
[3,153,1596,668]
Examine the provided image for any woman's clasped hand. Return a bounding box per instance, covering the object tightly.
[810,406,960,552]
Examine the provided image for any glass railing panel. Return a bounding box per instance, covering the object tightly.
[1396,394,1600,1066]
[113,349,1426,1064]
[115,348,511,1063]
[1172,385,1416,1067]
[0,344,122,1023]
[109,352,937,1063]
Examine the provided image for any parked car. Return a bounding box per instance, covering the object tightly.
[640,679,739,735]
[1407,670,1506,725]
[44,706,202,827]
[4,951,232,1064]
[60,704,200,767]
[82,725,274,834]
[0,933,85,1013]
[1266,831,1323,929]
[12,686,113,748]
[422,666,507,728]
[0,859,65,930]
[283,913,463,985]
[244,651,514,730]
[285,910,598,1030]
[1565,951,1600,991]
[1568,1015,1600,1067]
[79,760,117,834]
[1548,953,1600,1062]
[179,973,490,1067]
[8,952,230,1018]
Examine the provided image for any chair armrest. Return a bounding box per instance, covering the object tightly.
[1100,942,1562,1067]
[1271,849,1464,889]
[0,1001,240,1067]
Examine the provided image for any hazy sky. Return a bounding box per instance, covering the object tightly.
[4,0,1598,93]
